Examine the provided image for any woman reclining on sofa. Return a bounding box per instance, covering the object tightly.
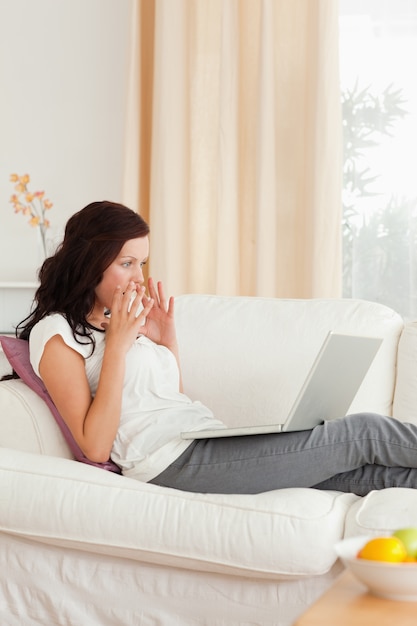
[13,200,417,496]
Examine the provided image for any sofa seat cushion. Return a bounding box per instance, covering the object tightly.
[344,487,417,538]
[0,447,359,579]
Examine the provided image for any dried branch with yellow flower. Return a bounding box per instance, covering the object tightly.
[9,174,53,258]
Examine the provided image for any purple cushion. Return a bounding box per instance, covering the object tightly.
[0,335,121,473]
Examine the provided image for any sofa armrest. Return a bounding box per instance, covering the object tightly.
[393,322,417,425]
[0,379,73,459]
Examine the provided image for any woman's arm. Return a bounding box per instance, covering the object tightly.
[39,334,125,462]
[39,284,154,463]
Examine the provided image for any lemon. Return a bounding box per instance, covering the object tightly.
[392,527,417,558]
[357,536,407,563]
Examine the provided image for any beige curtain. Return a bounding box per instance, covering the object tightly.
[123,0,342,298]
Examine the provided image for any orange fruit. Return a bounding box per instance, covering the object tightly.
[357,536,407,563]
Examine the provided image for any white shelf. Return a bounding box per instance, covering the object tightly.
[0,282,38,288]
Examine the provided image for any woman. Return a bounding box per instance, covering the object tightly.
[19,201,417,495]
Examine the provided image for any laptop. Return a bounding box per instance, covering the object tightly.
[181,332,383,440]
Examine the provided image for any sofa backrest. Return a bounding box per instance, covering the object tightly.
[175,295,404,428]
[0,295,407,460]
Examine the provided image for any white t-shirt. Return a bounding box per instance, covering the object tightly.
[29,314,225,481]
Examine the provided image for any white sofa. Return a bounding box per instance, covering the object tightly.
[1,294,417,626]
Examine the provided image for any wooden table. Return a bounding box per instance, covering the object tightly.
[294,570,417,626]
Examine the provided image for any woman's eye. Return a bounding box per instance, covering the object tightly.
[122,261,132,268]
[140,261,147,268]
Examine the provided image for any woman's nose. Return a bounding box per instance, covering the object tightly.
[134,266,144,285]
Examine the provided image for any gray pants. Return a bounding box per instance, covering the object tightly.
[149,413,417,495]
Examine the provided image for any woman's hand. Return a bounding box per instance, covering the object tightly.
[140,278,183,391]
[140,278,178,350]
[105,278,183,389]
[103,282,154,352]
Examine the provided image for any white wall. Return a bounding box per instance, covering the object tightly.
[0,0,133,282]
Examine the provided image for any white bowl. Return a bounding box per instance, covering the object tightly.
[335,536,417,601]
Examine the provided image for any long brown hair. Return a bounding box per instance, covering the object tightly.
[17,201,150,344]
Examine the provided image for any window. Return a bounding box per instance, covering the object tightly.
[339,0,417,319]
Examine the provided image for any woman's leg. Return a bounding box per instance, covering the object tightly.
[150,413,417,494]
[312,465,417,496]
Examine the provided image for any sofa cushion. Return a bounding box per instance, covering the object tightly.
[175,296,404,428]
[0,447,359,578]
[0,336,121,473]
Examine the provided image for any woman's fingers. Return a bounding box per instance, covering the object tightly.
[136,296,154,326]
[157,280,167,309]
[147,277,158,304]
[110,283,146,319]
[110,285,123,312]
[147,277,167,310]
[167,295,175,316]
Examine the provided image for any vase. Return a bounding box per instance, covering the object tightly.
[36,227,48,270]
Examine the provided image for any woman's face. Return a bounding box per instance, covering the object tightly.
[94,236,150,310]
